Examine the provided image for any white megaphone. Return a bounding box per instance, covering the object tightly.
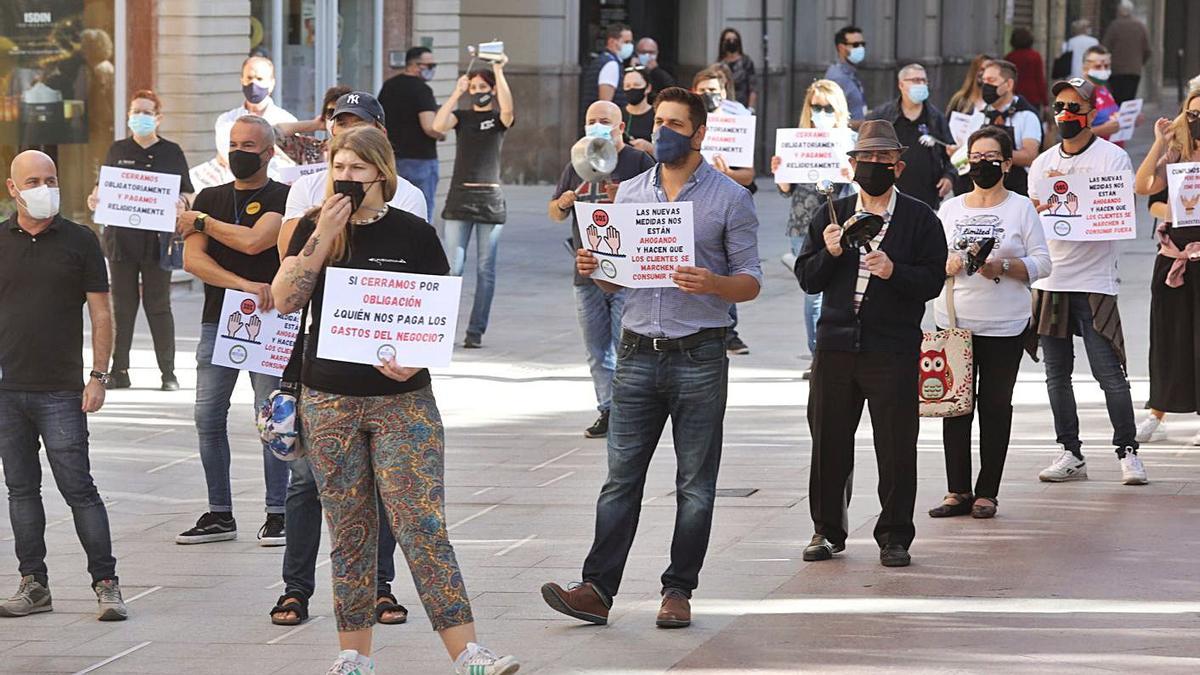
[570,135,618,191]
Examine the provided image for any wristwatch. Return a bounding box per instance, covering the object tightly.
[193,212,208,233]
[1001,258,1011,276]
[89,370,110,386]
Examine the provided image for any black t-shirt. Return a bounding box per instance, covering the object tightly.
[378,74,439,160]
[443,109,510,223]
[192,179,289,324]
[625,109,654,141]
[892,108,942,209]
[100,137,194,263]
[553,145,656,285]
[286,209,450,396]
[0,216,110,391]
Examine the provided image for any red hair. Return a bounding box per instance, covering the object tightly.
[129,89,162,113]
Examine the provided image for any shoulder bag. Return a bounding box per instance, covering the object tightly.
[918,276,975,418]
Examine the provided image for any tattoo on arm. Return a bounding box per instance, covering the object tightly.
[284,266,319,310]
[301,234,320,257]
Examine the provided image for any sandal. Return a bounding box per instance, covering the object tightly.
[972,497,997,519]
[270,592,309,626]
[928,492,974,518]
[375,593,408,625]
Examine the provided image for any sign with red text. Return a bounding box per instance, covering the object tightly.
[700,113,756,168]
[94,166,181,232]
[773,128,854,184]
[1033,171,1136,241]
[573,202,695,288]
[316,269,461,368]
[211,291,300,376]
[1166,162,1200,228]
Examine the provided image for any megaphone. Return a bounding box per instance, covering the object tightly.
[570,135,618,184]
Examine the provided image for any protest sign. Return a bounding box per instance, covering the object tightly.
[1034,171,1136,241]
[211,291,300,376]
[948,111,984,147]
[1167,162,1200,228]
[701,113,756,168]
[278,162,327,185]
[573,202,696,289]
[773,128,854,184]
[93,166,181,232]
[316,269,461,368]
[1108,98,1143,143]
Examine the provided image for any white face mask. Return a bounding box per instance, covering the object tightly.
[811,111,837,129]
[19,185,60,219]
[1087,68,1111,82]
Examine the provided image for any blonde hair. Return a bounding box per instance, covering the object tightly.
[799,79,850,128]
[948,53,993,114]
[1170,89,1200,162]
[321,126,398,263]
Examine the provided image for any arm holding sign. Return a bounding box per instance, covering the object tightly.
[272,194,352,314]
[179,210,282,256]
[183,233,275,311]
[576,249,623,293]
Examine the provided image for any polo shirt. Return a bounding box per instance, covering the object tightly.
[0,215,110,392]
[100,137,195,263]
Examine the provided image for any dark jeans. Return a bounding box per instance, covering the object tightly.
[808,350,919,549]
[582,332,728,600]
[109,258,175,376]
[1108,74,1141,104]
[0,391,117,587]
[942,334,1025,499]
[282,456,396,600]
[1040,293,1138,456]
[395,158,439,224]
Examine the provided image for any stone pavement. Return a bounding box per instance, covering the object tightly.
[3,118,1200,673]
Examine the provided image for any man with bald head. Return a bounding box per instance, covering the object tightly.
[214,55,297,160]
[549,100,655,438]
[635,37,676,98]
[0,151,127,621]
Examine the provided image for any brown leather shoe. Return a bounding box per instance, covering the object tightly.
[540,581,609,625]
[656,589,691,628]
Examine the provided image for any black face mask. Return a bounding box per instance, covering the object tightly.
[724,39,740,53]
[702,92,722,113]
[981,83,1001,105]
[1057,117,1088,140]
[968,160,1005,189]
[333,179,385,213]
[228,149,265,180]
[1188,119,1200,141]
[625,87,647,105]
[853,160,897,197]
[471,91,493,108]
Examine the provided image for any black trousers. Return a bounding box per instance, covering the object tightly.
[1108,74,1141,104]
[808,350,919,549]
[942,334,1024,500]
[109,258,175,376]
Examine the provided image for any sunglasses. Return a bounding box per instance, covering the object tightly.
[1052,101,1092,115]
[1186,110,1200,122]
[810,104,835,114]
[844,40,866,48]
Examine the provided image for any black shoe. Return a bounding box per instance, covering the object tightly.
[584,410,610,439]
[161,374,180,391]
[928,492,974,518]
[258,514,285,547]
[106,370,131,390]
[175,512,237,544]
[801,367,812,381]
[880,544,911,567]
[463,333,483,349]
[802,534,844,561]
[726,336,750,355]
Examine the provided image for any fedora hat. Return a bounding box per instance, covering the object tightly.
[847,119,908,156]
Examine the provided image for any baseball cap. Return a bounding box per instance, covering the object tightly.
[332,91,386,126]
[1051,77,1096,102]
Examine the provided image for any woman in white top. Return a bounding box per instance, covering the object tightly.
[928,126,1051,519]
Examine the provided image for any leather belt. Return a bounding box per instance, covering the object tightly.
[621,327,727,353]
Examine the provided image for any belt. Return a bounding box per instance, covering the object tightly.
[622,327,727,353]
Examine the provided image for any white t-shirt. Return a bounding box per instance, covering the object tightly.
[214,97,298,156]
[1028,136,1132,295]
[934,192,1052,336]
[598,61,620,89]
[1064,35,1100,79]
[283,169,428,223]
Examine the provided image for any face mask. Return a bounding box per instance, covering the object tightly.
[228,149,265,180]
[618,43,634,61]
[420,66,436,81]
[982,83,1002,105]
[724,39,740,53]
[907,84,929,104]
[625,87,647,105]
[18,185,60,219]
[968,160,1005,189]
[585,122,614,141]
[334,179,369,212]
[242,82,270,105]
[471,91,493,107]
[128,113,157,137]
[652,125,695,165]
[810,111,837,130]
[637,52,652,67]
[1056,112,1089,140]
[1087,68,1111,82]
[848,46,866,64]
[853,160,897,197]
[1189,119,1200,141]
[701,92,723,113]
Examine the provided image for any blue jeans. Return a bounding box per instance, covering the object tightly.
[281,456,396,599]
[444,220,503,338]
[195,323,288,514]
[582,332,729,599]
[1039,293,1138,456]
[395,158,439,223]
[791,234,822,354]
[0,390,117,586]
[573,284,626,413]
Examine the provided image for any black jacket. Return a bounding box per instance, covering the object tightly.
[796,191,947,355]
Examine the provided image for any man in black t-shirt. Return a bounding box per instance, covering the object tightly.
[549,100,655,438]
[378,46,444,223]
[175,116,291,547]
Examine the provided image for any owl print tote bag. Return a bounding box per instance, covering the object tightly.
[919,277,974,418]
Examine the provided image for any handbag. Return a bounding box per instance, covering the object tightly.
[257,307,307,461]
[918,277,975,418]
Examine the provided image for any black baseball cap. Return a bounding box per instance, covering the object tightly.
[1051,77,1096,102]
[332,91,386,126]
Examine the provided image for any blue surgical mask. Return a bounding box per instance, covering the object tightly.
[637,52,652,67]
[652,125,695,165]
[128,113,157,137]
[908,83,929,104]
[811,111,837,129]
[617,42,634,61]
[420,66,436,81]
[848,45,866,64]
[585,122,614,141]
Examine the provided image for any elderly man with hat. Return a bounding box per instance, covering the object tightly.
[795,119,947,568]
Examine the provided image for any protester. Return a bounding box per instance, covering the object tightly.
[87,89,193,391]
[867,63,954,209]
[0,150,127,621]
[549,100,655,438]
[717,28,757,111]
[1005,28,1047,112]
[214,56,297,162]
[1133,91,1200,445]
[378,46,444,224]
[928,127,1050,520]
[434,57,515,349]
[1063,19,1100,80]
[825,25,868,123]
[1082,46,1122,140]
[1027,78,1147,485]
[622,66,656,149]
[176,116,291,546]
[579,23,634,127]
[541,87,762,629]
[635,37,676,97]
[796,120,947,568]
[947,54,994,116]
[979,59,1042,195]
[272,125,519,675]
[274,85,352,166]
[1102,0,1151,104]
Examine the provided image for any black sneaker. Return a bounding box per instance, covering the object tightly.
[258,514,286,547]
[726,336,750,355]
[584,410,610,439]
[106,370,131,390]
[161,374,180,391]
[175,512,237,544]
[463,333,483,349]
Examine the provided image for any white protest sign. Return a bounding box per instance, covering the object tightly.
[1108,98,1143,143]
[701,113,756,168]
[278,162,327,186]
[573,202,696,289]
[1166,162,1200,228]
[773,128,853,184]
[210,291,300,376]
[1034,171,1137,241]
[93,166,180,232]
[948,111,984,148]
[316,269,461,368]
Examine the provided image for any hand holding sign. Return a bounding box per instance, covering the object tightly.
[671,266,718,295]
[375,357,421,383]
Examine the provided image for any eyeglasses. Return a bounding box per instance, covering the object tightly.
[1053,101,1092,115]
[967,152,1005,162]
[1186,110,1200,122]
[844,40,867,48]
[810,104,835,114]
[624,65,646,73]
[902,77,928,85]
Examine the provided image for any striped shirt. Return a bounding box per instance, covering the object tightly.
[853,189,897,312]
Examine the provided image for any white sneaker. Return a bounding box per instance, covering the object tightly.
[327,650,374,675]
[1135,415,1166,443]
[1120,452,1148,485]
[781,252,798,272]
[454,642,520,675]
[1038,450,1088,482]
